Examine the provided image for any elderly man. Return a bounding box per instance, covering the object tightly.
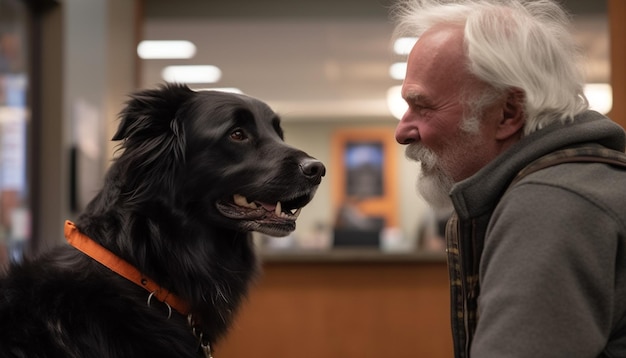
[393,0,626,357]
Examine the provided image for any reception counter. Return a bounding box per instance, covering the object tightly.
[215,249,453,358]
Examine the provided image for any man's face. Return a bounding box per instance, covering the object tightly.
[405,115,487,210]
[395,24,500,209]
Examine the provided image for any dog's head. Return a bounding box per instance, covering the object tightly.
[111,83,325,237]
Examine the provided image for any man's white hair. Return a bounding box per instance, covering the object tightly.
[392,0,589,135]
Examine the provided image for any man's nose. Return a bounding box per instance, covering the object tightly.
[395,115,419,145]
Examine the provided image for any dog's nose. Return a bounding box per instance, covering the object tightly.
[300,159,326,184]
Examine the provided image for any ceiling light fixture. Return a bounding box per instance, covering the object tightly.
[192,87,243,94]
[161,65,222,84]
[393,37,418,55]
[389,62,407,80]
[584,83,612,115]
[387,85,406,120]
[137,40,197,59]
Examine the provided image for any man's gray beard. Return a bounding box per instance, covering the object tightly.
[405,143,454,212]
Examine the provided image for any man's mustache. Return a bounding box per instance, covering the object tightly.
[406,143,438,172]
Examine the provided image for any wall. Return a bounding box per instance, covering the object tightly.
[35,2,63,252]
[608,0,625,127]
[280,119,433,250]
[36,0,138,249]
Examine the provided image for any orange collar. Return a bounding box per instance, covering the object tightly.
[64,220,191,316]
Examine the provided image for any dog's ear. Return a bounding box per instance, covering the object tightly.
[112,83,194,203]
[114,83,193,142]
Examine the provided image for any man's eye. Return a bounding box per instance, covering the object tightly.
[409,103,430,115]
[230,129,248,141]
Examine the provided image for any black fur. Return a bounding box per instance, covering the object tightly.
[0,84,324,357]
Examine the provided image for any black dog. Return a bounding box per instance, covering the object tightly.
[0,83,325,357]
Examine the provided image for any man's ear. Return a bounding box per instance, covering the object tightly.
[496,88,525,140]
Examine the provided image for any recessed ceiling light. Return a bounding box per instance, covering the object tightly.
[161,65,222,84]
[393,37,418,55]
[137,40,197,59]
[584,83,612,115]
[389,62,407,80]
[387,85,406,120]
[192,87,243,94]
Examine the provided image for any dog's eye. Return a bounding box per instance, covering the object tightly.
[230,129,248,141]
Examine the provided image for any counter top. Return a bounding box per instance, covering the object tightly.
[258,248,447,263]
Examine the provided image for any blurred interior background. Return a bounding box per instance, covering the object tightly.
[0,0,622,356]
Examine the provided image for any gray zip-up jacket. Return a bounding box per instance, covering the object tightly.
[446,110,626,358]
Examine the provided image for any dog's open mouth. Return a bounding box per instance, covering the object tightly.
[228,194,303,219]
[216,192,315,237]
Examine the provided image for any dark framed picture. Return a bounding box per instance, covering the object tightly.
[331,128,398,230]
[344,141,384,198]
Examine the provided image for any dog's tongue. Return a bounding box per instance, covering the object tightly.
[258,201,277,211]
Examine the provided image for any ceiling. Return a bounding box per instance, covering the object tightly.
[139,0,610,121]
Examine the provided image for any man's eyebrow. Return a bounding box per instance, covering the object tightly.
[402,90,431,105]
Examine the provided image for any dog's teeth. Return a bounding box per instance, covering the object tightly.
[233,194,257,209]
[275,201,282,217]
[234,194,248,207]
[293,208,302,218]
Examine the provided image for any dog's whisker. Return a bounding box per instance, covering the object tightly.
[216,286,229,304]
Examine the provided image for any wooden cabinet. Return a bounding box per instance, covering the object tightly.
[215,253,453,358]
